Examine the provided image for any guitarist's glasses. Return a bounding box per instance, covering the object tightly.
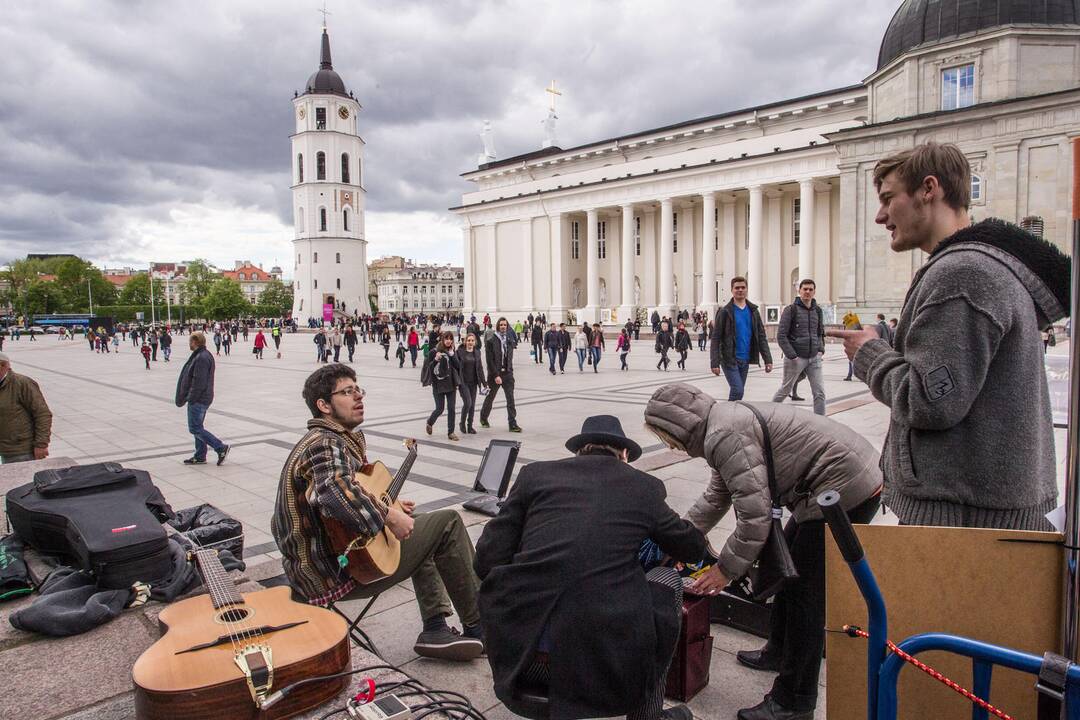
[330,386,365,399]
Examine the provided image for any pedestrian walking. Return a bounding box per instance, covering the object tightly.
[655,320,673,371]
[556,322,571,373]
[140,341,152,369]
[254,329,266,359]
[697,321,707,351]
[160,329,172,361]
[573,325,589,372]
[479,318,522,433]
[710,276,773,399]
[840,311,862,381]
[589,323,604,373]
[313,328,328,363]
[544,323,560,375]
[772,279,827,415]
[343,324,356,362]
[531,323,543,365]
[331,326,343,362]
[422,331,461,441]
[617,328,631,370]
[407,326,420,367]
[674,322,691,370]
[175,331,229,466]
[0,352,53,464]
[150,330,160,361]
[380,326,392,360]
[457,333,485,434]
[272,324,282,358]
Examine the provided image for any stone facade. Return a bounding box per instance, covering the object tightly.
[375,263,465,315]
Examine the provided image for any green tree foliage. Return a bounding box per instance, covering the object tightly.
[2,258,45,316]
[257,278,294,316]
[118,273,165,306]
[201,278,251,320]
[51,257,117,310]
[24,280,66,315]
[181,259,216,305]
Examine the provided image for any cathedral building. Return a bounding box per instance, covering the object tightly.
[291,25,368,320]
[452,0,1080,326]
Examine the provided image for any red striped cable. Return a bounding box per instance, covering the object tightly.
[842,625,1014,720]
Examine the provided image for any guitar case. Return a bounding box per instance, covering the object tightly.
[6,463,175,589]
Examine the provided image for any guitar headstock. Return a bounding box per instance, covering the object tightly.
[403,438,418,454]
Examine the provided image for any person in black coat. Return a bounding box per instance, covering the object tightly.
[479,317,521,432]
[673,321,691,370]
[421,331,461,441]
[456,333,486,434]
[543,323,560,375]
[556,323,571,373]
[174,332,229,465]
[476,415,705,720]
[654,320,674,371]
[530,322,544,365]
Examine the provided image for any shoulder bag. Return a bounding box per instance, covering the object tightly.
[733,402,798,602]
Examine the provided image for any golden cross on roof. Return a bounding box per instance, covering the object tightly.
[545,80,562,112]
[317,1,332,28]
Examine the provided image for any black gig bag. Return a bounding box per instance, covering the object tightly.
[6,463,174,589]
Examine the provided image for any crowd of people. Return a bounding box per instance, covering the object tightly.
[0,142,1072,720]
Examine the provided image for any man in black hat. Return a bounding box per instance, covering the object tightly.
[476,415,706,720]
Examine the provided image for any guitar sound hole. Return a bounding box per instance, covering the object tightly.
[216,607,252,624]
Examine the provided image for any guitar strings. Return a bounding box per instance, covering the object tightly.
[189,536,264,657]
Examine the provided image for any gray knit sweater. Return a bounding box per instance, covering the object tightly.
[854,220,1069,531]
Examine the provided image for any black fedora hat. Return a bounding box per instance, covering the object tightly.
[565,415,642,462]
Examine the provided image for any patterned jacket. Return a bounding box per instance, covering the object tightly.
[272,418,388,603]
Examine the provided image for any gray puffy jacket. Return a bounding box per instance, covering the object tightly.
[644,383,882,579]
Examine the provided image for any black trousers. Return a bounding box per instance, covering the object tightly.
[459,384,478,429]
[557,348,568,370]
[428,390,456,433]
[767,494,881,711]
[479,372,516,427]
[677,349,687,368]
[532,342,543,363]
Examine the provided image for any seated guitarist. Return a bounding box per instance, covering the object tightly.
[272,364,484,661]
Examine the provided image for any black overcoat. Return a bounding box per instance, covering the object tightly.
[476,454,705,719]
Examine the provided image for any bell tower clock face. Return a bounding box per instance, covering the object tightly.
[298,107,306,120]
[338,106,350,120]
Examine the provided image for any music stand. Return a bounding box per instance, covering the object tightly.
[462,439,520,517]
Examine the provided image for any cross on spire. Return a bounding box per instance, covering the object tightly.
[545,80,562,112]
[317,1,332,29]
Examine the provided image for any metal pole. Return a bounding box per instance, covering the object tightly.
[1063,138,1080,661]
[166,273,172,325]
[87,277,93,317]
[149,264,156,326]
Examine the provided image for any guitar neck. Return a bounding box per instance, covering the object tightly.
[194,549,243,609]
[386,448,418,502]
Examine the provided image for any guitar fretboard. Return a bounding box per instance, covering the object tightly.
[194,549,244,609]
[387,446,418,502]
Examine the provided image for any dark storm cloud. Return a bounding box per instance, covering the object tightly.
[0,0,898,265]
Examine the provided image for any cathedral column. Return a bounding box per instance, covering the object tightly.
[462,225,475,317]
[584,208,600,323]
[658,198,675,315]
[520,217,534,312]
[836,163,858,304]
[798,179,816,284]
[619,203,635,322]
[700,191,718,315]
[720,193,737,295]
[746,186,764,304]
[549,213,565,319]
[765,188,784,305]
[678,205,694,311]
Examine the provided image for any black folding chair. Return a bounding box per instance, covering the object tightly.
[261,573,382,657]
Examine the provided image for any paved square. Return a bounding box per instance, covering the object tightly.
[1,331,1069,719]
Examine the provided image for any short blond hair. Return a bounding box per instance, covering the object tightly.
[190,331,207,348]
[873,142,971,211]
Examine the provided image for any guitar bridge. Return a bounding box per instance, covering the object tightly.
[235,645,274,705]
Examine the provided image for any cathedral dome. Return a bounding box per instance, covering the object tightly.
[877,0,1080,70]
[303,28,348,97]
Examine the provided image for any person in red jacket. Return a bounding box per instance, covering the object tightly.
[407,326,420,367]
[253,329,267,360]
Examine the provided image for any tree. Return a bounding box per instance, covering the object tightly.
[118,273,164,306]
[1,258,45,317]
[24,280,65,315]
[258,278,293,317]
[52,257,116,311]
[181,259,216,305]
[202,278,251,320]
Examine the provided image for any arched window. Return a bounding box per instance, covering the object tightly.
[342,209,349,232]
[314,252,319,263]
[341,153,350,184]
[319,208,327,232]
[316,152,326,180]
[971,174,983,202]
[314,279,318,288]
[336,252,341,263]
[238,273,245,280]
[336,278,341,289]
[297,207,305,233]
[297,153,303,183]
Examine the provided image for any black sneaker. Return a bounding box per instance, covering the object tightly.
[183,456,206,465]
[480,419,490,428]
[216,445,230,466]
[413,627,484,661]
[509,425,523,433]
[736,647,781,672]
[661,705,693,720]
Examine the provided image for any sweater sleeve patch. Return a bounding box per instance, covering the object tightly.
[925,365,956,401]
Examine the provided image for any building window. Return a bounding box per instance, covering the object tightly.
[316,152,326,180]
[335,252,341,264]
[297,207,305,233]
[635,216,641,256]
[336,278,341,289]
[314,278,318,288]
[316,107,326,130]
[597,221,607,259]
[343,209,349,231]
[571,220,580,260]
[297,153,304,183]
[672,214,678,254]
[792,198,801,246]
[314,251,318,263]
[341,153,350,183]
[297,253,301,265]
[238,272,245,280]
[971,174,983,202]
[942,63,975,111]
[714,207,719,250]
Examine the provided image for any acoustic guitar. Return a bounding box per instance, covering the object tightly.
[132,548,350,719]
[324,438,418,585]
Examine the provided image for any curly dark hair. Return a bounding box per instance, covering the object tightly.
[302,364,357,418]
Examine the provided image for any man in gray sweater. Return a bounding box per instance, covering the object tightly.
[842,142,1069,531]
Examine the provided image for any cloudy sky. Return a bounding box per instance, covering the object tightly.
[0,1,899,276]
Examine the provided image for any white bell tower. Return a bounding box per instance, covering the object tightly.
[291,24,367,322]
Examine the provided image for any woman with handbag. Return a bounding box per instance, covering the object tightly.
[422,331,462,441]
[643,383,882,720]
